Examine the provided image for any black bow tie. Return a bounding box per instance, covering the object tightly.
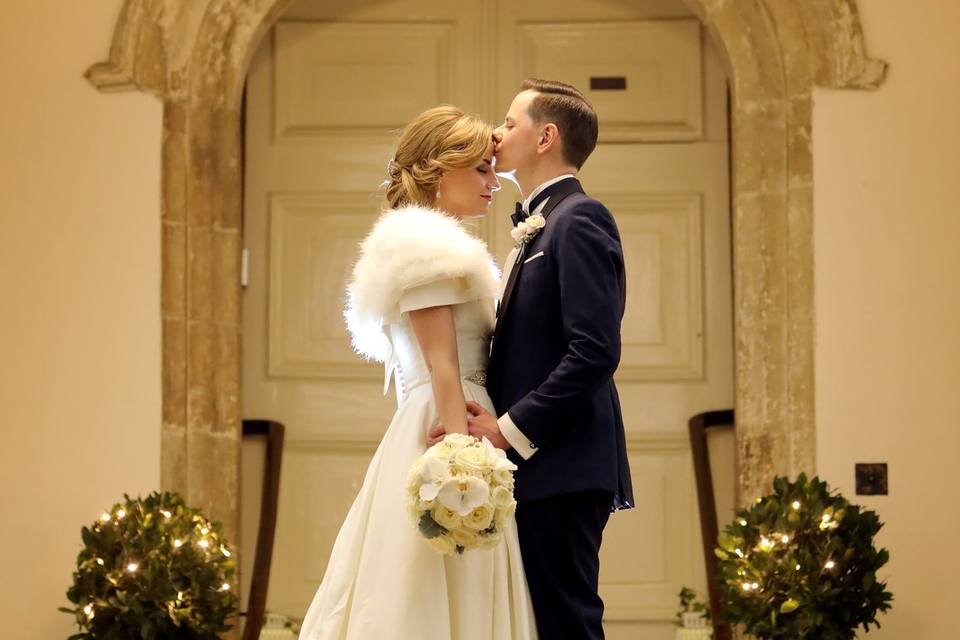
[510,202,527,227]
[509,183,568,227]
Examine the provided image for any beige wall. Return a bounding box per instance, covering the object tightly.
[814,1,960,637]
[0,1,162,637]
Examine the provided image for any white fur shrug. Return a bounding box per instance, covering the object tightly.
[344,205,500,362]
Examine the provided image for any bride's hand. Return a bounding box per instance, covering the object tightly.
[426,422,446,447]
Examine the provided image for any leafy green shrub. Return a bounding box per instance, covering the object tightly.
[61,492,238,640]
[715,474,892,639]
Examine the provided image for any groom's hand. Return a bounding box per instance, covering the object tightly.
[465,401,511,451]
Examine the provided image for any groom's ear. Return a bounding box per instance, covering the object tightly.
[537,123,560,155]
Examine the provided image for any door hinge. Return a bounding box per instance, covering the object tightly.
[241,248,249,289]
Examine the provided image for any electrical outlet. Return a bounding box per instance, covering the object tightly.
[855,463,888,495]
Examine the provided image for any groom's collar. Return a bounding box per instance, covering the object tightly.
[522,174,576,214]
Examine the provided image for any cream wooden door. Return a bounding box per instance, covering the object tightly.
[242,1,733,637]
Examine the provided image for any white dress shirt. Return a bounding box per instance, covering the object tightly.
[521,173,576,214]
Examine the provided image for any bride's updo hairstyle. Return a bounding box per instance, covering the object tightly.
[384,105,493,209]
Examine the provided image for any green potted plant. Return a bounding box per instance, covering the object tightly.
[675,586,712,638]
[676,586,711,628]
[715,474,893,639]
[60,491,238,639]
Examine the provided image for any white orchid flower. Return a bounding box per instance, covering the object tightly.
[418,455,450,501]
[482,437,518,471]
[437,476,490,516]
[480,436,501,460]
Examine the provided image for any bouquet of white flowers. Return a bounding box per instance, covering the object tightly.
[406,433,519,554]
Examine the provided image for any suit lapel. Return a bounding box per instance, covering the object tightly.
[495,179,583,334]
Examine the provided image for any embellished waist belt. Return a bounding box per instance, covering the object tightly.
[463,370,487,387]
[399,369,487,396]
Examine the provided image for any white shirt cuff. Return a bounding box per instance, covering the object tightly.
[498,413,538,460]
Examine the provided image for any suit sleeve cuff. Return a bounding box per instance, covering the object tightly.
[499,412,538,460]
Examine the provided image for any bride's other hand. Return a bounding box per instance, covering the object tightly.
[466,401,511,450]
[426,423,446,447]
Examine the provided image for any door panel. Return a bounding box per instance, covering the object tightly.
[274,21,456,136]
[519,20,704,141]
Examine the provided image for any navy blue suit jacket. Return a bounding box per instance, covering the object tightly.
[487,179,634,509]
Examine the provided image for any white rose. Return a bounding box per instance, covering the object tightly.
[493,469,515,488]
[449,463,483,479]
[407,460,424,491]
[510,227,524,242]
[432,506,461,531]
[455,445,489,471]
[525,214,546,230]
[516,221,530,234]
[407,482,422,501]
[430,434,468,459]
[463,503,495,531]
[491,485,515,508]
[428,534,457,555]
[451,528,478,550]
[430,442,456,459]
[408,458,423,479]
[443,433,476,448]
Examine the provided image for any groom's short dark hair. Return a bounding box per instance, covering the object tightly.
[521,78,598,169]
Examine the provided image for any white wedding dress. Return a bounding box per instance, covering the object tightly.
[298,205,537,640]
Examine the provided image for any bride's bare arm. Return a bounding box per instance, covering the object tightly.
[408,305,468,435]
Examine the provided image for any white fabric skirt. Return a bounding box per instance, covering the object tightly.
[298,380,537,640]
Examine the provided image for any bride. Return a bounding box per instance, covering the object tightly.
[297,106,537,639]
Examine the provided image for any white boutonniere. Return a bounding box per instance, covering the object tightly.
[509,213,546,248]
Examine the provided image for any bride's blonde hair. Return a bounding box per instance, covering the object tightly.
[384,105,493,209]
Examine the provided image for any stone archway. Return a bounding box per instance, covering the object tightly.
[87,0,886,546]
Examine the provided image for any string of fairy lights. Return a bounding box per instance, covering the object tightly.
[716,474,892,638]
[81,505,234,623]
[726,497,843,596]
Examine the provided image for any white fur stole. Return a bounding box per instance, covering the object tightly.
[344,205,500,362]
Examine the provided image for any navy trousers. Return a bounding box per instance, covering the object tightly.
[515,490,612,640]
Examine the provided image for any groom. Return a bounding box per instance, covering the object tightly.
[470,79,632,639]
